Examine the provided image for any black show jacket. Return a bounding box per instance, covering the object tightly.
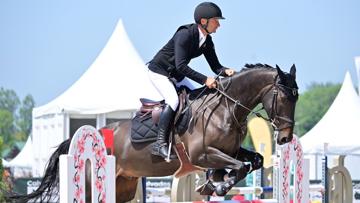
[148,23,226,85]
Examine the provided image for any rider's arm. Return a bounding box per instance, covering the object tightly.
[174,29,207,85]
[203,36,228,77]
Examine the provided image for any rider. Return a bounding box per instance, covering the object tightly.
[148,2,235,159]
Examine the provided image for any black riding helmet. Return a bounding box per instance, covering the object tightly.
[194,2,225,24]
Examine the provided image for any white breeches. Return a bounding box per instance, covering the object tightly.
[148,70,179,110]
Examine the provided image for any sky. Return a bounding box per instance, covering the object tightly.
[0,0,359,106]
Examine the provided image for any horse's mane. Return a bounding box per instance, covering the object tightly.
[240,63,275,73]
[189,63,296,100]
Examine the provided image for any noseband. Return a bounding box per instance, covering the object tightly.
[216,76,298,134]
[265,83,297,130]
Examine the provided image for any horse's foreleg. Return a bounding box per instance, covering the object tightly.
[193,146,247,170]
[191,147,254,196]
[236,147,264,172]
[211,147,264,196]
[214,166,251,196]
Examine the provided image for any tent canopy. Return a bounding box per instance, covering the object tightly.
[31,19,163,177]
[300,71,360,155]
[33,19,161,118]
[3,136,33,168]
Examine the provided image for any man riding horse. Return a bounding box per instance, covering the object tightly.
[4,2,300,202]
[148,2,236,159]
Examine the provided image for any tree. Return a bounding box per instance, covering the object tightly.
[294,82,341,136]
[0,109,15,148]
[0,87,35,152]
[0,88,20,115]
[17,95,35,138]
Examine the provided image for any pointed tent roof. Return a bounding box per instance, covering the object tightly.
[3,136,34,168]
[33,19,161,117]
[300,72,360,155]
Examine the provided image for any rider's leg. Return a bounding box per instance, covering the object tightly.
[148,70,179,159]
[152,104,175,158]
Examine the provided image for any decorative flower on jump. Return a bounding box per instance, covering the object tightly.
[72,128,108,203]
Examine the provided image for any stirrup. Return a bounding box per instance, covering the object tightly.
[151,143,177,160]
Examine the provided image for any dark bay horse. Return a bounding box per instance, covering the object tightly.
[6,64,298,202]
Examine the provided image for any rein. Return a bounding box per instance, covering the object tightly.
[186,70,297,142]
[215,76,297,133]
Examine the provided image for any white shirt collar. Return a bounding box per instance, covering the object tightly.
[198,27,207,47]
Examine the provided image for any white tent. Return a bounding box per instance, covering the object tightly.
[32,19,161,177]
[355,56,360,94]
[3,136,34,178]
[300,72,360,179]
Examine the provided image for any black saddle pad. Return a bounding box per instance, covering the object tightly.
[130,107,192,143]
[131,113,159,143]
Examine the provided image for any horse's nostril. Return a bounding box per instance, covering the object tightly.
[281,137,289,144]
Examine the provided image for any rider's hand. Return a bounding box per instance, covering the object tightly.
[224,68,235,76]
[205,77,217,89]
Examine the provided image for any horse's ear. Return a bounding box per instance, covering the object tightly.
[276,64,286,80]
[290,64,296,79]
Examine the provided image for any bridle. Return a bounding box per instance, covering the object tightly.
[216,75,298,135]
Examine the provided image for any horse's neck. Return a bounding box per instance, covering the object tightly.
[224,70,275,110]
[189,69,275,123]
[215,69,275,121]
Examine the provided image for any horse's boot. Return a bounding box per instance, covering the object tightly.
[195,180,216,195]
[208,169,227,182]
[151,105,177,159]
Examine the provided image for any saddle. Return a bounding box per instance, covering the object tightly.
[131,88,206,177]
[139,98,164,125]
[130,88,191,143]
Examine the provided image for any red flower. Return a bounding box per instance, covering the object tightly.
[78,159,85,172]
[77,139,85,154]
[73,174,80,184]
[98,156,107,168]
[74,186,83,199]
[101,192,106,203]
[95,179,104,192]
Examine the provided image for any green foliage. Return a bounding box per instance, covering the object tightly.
[0,137,7,202]
[0,88,20,115]
[294,82,341,136]
[0,109,15,148]
[0,87,35,155]
[17,95,35,137]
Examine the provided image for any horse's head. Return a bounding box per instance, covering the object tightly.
[261,64,298,145]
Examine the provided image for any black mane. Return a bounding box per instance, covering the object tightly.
[240,63,275,73]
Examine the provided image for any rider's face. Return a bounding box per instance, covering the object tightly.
[206,18,220,33]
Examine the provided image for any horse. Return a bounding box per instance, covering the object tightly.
[5,63,298,202]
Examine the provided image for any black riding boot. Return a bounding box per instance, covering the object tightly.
[152,105,175,159]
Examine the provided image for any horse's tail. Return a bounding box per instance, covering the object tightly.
[4,138,71,203]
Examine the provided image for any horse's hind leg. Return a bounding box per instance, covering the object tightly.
[116,176,139,203]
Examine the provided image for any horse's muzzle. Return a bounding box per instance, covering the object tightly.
[276,128,293,145]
